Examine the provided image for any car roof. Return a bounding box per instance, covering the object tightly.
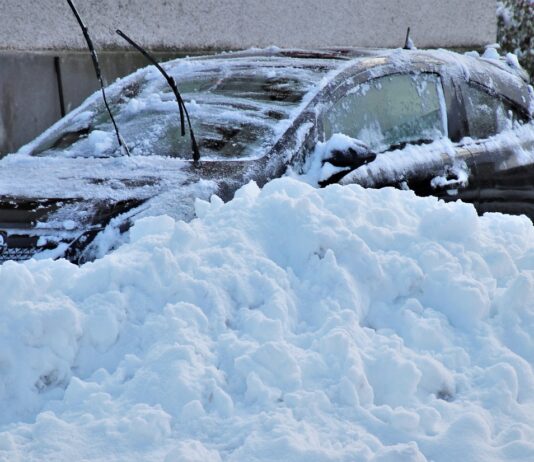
[190,46,529,81]
[187,47,530,104]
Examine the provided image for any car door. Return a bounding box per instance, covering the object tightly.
[456,79,534,220]
[316,70,480,206]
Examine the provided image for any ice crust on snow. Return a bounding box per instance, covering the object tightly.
[1,178,534,461]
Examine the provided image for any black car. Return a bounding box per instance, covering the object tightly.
[0,47,532,263]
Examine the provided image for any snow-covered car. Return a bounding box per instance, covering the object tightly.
[0,47,533,263]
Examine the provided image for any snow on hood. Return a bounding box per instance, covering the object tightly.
[1,178,534,461]
[0,154,192,201]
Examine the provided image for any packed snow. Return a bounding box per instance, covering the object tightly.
[1,177,534,461]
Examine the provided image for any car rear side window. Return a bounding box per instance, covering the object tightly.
[461,82,524,139]
[322,73,447,153]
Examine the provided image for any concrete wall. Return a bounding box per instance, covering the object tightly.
[0,53,62,155]
[0,0,497,155]
[1,0,496,50]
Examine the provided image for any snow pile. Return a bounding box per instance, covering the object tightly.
[1,178,534,461]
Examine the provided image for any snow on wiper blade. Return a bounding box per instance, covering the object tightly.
[66,0,130,156]
[116,29,201,164]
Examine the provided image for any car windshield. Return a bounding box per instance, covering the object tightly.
[30,57,336,160]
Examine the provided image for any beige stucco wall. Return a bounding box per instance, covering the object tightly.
[0,0,497,154]
[1,0,496,51]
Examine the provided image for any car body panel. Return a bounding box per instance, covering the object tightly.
[463,125,534,218]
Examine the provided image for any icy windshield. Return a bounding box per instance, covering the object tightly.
[30,57,336,160]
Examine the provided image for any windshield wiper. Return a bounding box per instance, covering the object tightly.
[66,0,130,156]
[116,29,200,165]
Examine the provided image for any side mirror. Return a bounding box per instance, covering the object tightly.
[318,137,376,186]
[323,135,376,168]
[324,142,377,169]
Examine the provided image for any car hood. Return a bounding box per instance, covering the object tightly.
[0,153,225,261]
[0,154,195,200]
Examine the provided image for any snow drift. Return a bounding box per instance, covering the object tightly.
[1,178,534,461]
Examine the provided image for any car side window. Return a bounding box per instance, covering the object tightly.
[321,73,448,153]
[462,82,523,139]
